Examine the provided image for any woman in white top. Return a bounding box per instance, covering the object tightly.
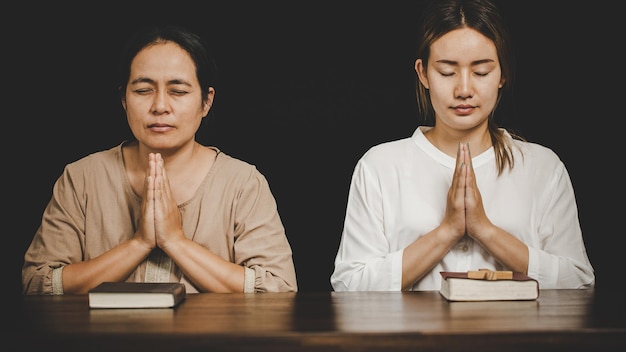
[331,0,594,291]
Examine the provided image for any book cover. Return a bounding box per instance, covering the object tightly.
[439,270,539,302]
[89,282,186,309]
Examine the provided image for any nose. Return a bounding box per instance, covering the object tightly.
[455,71,473,99]
[151,90,170,114]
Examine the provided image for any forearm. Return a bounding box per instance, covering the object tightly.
[163,237,246,293]
[61,238,152,294]
[472,225,529,274]
[402,225,460,290]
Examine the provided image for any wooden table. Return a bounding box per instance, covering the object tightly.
[15,289,626,351]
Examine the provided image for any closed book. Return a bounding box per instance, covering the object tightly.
[89,282,186,309]
[439,271,539,302]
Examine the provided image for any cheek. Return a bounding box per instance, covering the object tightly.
[478,82,502,105]
[124,96,142,112]
[124,100,148,126]
[124,104,142,121]
[427,83,450,106]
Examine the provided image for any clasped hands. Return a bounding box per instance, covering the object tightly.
[134,144,489,250]
[444,142,492,243]
[134,153,185,251]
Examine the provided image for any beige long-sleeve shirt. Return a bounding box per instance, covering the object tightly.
[22,143,297,294]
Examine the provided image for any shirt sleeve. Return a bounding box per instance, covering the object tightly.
[526,161,595,289]
[331,157,403,291]
[22,165,87,295]
[232,170,298,292]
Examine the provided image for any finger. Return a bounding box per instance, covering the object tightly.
[134,153,157,248]
[448,143,467,211]
[463,143,478,204]
[147,154,156,218]
[457,143,468,193]
[153,155,183,247]
[154,153,164,201]
[157,153,172,201]
[450,143,464,191]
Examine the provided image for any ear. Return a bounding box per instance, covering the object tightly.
[415,59,429,89]
[202,87,216,117]
[499,77,505,89]
[120,87,127,111]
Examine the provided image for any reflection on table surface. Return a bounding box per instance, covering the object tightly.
[16,289,626,352]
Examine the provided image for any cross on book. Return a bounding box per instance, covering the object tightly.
[466,269,513,280]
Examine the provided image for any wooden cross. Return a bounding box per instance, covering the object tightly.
[467,269,513,280]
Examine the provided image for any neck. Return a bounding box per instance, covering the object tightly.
[125,140,200,175]
[424,126,492,158]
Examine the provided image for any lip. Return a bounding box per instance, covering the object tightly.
[148,123,174,132]
[452,105,475,115]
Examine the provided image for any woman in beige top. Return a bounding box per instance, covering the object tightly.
[22,24,297,294]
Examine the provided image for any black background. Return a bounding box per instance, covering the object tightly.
[6,1,621,297]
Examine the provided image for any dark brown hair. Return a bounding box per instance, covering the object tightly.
[416,0,523,175]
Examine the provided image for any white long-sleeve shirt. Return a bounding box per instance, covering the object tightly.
[331,126,595,291]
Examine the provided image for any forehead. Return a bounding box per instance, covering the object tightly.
[430,27,498,63]
[130,42,196,79]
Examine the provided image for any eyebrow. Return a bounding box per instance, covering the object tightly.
[435,58,496,66]
[130,77,193,86]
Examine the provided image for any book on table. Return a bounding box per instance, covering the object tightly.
[439,269,539,302]
[88,282,186,309]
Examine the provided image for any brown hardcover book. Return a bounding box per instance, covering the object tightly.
[439,270,539,302]
[89,282,186,309]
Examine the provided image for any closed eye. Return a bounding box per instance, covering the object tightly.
[169,89,189,96]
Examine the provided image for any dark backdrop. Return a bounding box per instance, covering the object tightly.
[7,1,620,297]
